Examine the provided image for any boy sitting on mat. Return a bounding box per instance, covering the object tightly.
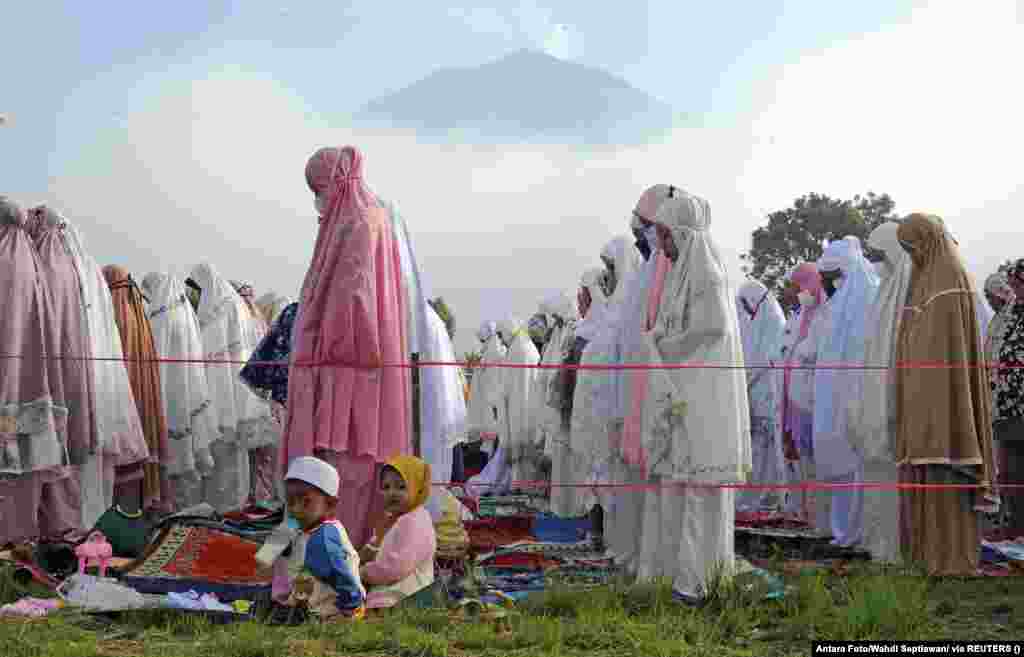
[262,456,365,623]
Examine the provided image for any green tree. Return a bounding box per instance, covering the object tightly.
[428,297,456,341]
[741,191,897,295]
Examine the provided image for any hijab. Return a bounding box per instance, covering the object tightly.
[574,267,609,342]
[104,265,169,509]
[984,271,1015,371]
[190,261,275,450]
[0,197,67,475]
[26,205,97,465]
[894,214,993,487]
[285,146,410,466]
[850,222,913,462]
[736,279,786,420]
[623,189,750,481]
[419,303,467,520]
[467,320,507,439]
[372,455,432,542]
[141,271,218,478]
[812,236,879,474]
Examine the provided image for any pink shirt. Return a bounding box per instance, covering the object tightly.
[362,507,436,608]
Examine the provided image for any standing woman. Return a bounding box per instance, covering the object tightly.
[0,198,70,543]
[142,272,219,509]
[57,218,149,524]
[735,279,787,513]
[984,271,1016,535]
[850,222,912,564]
[284,146,411,548]
[104,266,171,512]
[27,205,97,534]
[624,188,750,602]
[895,214,996,575]
[782,264,828,528]
[992,260,1024,538]
[189,262,276,510]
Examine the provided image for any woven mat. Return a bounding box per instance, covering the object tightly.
[119,522,271,601]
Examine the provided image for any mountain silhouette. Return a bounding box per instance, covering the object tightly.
[355,50,680,145]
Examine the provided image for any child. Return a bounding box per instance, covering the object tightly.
[263,456,365,623]
[360,456,437,610]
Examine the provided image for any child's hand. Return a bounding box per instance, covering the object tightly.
[359,543,379,564]
[256,563,275,578]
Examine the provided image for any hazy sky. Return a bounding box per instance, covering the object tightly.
[3,0,1022,354]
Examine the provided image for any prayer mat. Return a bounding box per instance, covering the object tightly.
[120,521,272,601]
[735,511,809,530]
[467,517,535,552]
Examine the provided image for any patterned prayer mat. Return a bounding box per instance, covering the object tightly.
[120,521,272,601]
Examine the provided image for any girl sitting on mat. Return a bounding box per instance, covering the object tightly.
[360,456,437,610]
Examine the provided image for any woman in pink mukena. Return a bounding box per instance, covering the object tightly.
[283,146,411,548]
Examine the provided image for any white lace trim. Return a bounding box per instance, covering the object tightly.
[0,396,70,474]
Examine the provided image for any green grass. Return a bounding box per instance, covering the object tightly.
[1,564,1022,657]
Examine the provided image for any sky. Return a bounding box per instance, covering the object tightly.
[3,0,1022,355]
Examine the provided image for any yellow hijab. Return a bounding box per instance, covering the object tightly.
[384,455,432,513]
[370,455,432,547]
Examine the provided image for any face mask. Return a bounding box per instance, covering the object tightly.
[833,276,844,290]
[798,291,817,308]
[644,225,659,252]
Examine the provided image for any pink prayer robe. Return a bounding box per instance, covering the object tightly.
[284,146,411,547]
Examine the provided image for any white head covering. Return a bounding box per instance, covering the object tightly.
[600,235,642,310]
[189,263,277,496]
[59,219,149,526]
[467,320,507,439]
[848,222,913,462]
[812,236,880,475]
[419,303,468,519]
[566,234,649,514]
[142,272,219,479]
[533,292,574,462]
[497,315,541,476]
[476,320,497,344]
[285,456,340,497]
[736,279,786,420]
[542,291,578,322]
[574,268,609,342]
[631,190,751,483]
[378,198,429,355]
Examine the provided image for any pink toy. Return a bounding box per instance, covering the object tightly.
[75,531,113,578]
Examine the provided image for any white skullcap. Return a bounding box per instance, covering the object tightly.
[285,456,339,497]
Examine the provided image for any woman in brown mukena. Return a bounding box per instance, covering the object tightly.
[894,213,997,576]
[104,265,170,512]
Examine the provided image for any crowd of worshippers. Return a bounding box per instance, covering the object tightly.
[1,144,1022,619]
[464,192,1022,588]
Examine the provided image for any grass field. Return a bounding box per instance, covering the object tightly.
[1,561,1022,657]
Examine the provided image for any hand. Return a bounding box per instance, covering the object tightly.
[358,546,376,563]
